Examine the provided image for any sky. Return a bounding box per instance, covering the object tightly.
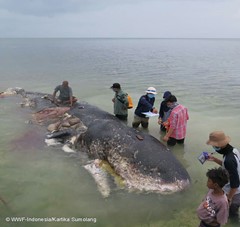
[0,0,240,38]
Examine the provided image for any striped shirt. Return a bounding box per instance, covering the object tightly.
[168,104,189,140]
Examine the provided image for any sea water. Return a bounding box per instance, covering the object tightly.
[0,38,240,227]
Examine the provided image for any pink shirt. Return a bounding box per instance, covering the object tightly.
[197,189,229,225]
[168,104,189,140]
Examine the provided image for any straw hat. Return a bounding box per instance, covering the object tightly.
[206,131,231,147]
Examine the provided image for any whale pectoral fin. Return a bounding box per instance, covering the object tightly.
[84,160,111,198]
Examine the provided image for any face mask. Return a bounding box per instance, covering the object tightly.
[167,103,174,109]
[147,94,155,99]
[212,146,221,152]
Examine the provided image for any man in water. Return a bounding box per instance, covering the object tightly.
[53,81,77,107]
[158,91,172,132]
[207,131,240,222]
[132,87,158,129]
[162,95,189,146]
[111,83,129,121]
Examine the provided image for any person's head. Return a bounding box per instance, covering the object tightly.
[206,131,230,153]
[206,167,229,189]
[165,95,177,108]
[110,83,121,92]
[145,87,157,99]
[62,81,69,87]
[163,91,171,100]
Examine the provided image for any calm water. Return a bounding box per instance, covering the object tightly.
[0,38,240,227]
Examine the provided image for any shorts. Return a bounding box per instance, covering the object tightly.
[167,137,185,146]
[58,96,70,102]
[199,221,220,227]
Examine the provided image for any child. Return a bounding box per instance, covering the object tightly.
[197,167,229,227]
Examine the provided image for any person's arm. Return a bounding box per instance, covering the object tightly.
[227,188,238,203]
[52,85,60,102]
[225,156,240,202]
[163,127,174,142]
[140,97,153,111]
[120,93,129,109]
[52,90,57,102]
[158,103,162,125]
[158,117,162,125]
[69,96,73,107]
[159,102,164,118]
[123,94,129,108]
[69,87,73,106]
[207,155,223,166]
[163,112,175,141]
[214,199,229,226]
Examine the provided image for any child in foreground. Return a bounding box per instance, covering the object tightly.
[197,167,229,227]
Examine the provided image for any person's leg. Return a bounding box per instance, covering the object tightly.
[116,114,128,121]
[167,137,177,146]
[176,138,185,144]
[229,193,240,220]
[132,115,141,128]
[60,97,70,104]
[141,118,149,128]
[56,98,63,104]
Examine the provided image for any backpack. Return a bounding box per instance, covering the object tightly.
[116,93,133,109]
[127,94,133,109]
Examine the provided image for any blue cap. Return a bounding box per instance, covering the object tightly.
[163,91,171,99]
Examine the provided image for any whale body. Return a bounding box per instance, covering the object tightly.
[3,88,191,194]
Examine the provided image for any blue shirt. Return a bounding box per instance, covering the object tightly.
[134,95,155,118]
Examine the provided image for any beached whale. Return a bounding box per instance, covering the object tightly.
[2,88,190,195]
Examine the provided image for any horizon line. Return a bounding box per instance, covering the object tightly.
[1,37,240,40]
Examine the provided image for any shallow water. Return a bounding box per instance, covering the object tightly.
[0,38,240,226]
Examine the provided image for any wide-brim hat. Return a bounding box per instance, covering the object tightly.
[145,87,157,94]
[206,131,231,147]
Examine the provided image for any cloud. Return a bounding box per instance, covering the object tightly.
[0,0,239,38]
[0,0,147,16]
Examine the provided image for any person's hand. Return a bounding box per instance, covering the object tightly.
[207,154,215,162]
[158,118,162,125]
[163,135,169,142]
[163,121,169,127]
[112,98,115,103]
[152,108,158,114]
[227,195,232,205]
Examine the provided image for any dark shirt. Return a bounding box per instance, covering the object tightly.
[221,144,240,189]
[159,100,171,118]
[54,85,72,101]
[134,95,155,118]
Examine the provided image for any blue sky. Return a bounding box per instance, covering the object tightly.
[0,0,240,38]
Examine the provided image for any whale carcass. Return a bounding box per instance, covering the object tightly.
[2,88,191,195]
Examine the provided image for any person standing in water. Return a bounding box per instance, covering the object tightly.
[132,87,158,129]
[110,83,128,121]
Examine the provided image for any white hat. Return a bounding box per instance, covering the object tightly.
[145,87,157,95]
